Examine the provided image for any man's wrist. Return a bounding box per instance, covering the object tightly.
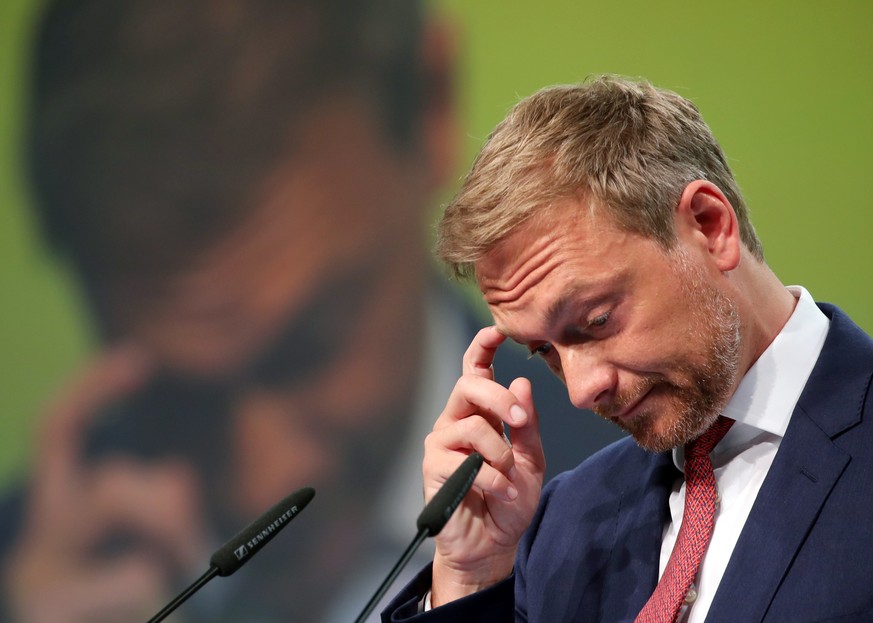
[430,557,514,608]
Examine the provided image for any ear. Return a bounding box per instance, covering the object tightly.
[675,180,741,272]
[419,15,460,192]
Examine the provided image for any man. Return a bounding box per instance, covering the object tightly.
[0,2,622,622]
[383,75,873,622]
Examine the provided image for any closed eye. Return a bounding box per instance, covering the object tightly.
[588,311,610,328]
[527,342,554,360]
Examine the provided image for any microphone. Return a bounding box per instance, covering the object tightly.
[147,486,316,623]
[353,452,484,623]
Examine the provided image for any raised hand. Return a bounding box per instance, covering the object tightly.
[423,326,546,606]
[3,345,209,623]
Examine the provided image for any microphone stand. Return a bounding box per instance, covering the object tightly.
[353,530,428,623]
[147,567,219,623]
[353,452,483,623]
[143,487,315,623]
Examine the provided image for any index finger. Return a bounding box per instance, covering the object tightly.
[462,326,506,380]
[33,344,152,516]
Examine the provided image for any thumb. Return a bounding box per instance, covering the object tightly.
[507,377,545,468]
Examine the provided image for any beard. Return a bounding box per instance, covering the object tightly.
[594,250,742,453]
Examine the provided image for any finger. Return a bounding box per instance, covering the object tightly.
[423,447,518,503]
[73,557,166,623]
[86,459,208,573]
[506,377,546,473]
[434,375,529,433]
[471,461,518,502]
[462,326,506,379]
[9,555,166,623]
[425,415,515,476]
[31,344,153,521]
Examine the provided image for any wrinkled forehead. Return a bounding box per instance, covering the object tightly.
[474,198,614,294]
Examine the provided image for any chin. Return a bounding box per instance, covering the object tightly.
[620,407,718,454]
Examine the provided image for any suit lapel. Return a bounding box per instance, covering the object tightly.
[599,451,678,620]
[705,408,850,622]
[705,304,870,623]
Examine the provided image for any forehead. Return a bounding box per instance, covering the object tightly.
[476,202,618,300]
[474,200,661,337]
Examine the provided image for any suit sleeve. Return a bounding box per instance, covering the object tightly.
[380,562,515,622]
[380,473,570,623]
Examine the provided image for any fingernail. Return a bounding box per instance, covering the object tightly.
[508,466,518,481]
[505,485,518,501]
[509,405,526,425]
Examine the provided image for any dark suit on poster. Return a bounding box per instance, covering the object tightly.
[383,304,873,623]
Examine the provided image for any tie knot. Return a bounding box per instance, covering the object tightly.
[685,415,734,458]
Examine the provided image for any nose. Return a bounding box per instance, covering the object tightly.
[560,346,616,411]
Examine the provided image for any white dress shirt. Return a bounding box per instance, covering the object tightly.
[662,286,830,622]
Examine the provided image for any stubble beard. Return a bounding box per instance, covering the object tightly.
[595,253,742,453]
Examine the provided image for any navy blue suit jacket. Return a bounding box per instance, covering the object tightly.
[383,304,873,622]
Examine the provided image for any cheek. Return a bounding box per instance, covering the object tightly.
[305,349,408,425]
[537,355,565,383]
[231,392,335,513]
[619,289,708,371]
[301,277,424,426]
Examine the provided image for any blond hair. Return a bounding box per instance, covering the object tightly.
[437,75,763,280]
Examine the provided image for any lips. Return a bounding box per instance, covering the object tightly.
[604,385,655,422]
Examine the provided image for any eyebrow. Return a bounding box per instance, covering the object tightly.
[545,285,588,328]
[546,277,616,333]
[494,283,589,347]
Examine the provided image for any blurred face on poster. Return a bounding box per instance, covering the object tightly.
[4,1,456,620]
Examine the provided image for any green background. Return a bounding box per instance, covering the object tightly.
[1,0,871,486]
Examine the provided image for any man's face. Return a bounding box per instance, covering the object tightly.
[107,97,434,512]
[477,200,742,452]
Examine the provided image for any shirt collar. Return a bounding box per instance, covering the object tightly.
[722,286,829,437]
[674,286,830,468]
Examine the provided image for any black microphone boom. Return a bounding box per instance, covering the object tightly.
[146,486,316,623]
[416,452,484,537]
[210,486,316,576]
[353,452,484,623]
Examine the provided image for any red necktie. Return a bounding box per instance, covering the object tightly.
[635,415,735,623]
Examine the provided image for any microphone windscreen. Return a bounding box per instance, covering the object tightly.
[209,486,315,577]
[416,453,483,536]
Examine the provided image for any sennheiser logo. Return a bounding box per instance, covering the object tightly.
[234,545,248,560]
[242,505,299,553]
